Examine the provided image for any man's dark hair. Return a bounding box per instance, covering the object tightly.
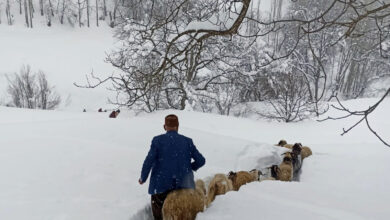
[165,114,179,127]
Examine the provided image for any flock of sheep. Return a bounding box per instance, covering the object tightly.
[162,140,313,220]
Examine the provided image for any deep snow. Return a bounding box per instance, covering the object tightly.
[0,25,116,111]
[1,3,389,218]
[0,97,389,220]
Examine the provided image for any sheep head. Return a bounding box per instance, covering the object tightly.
[292,143,302,155]
[228,171,237,182]
[278,140,287,146]
[249,169,261,181]
[282,152,293,164]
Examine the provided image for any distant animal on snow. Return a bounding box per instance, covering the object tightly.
[162,179,206,220]
[109,109,120,118]
[228,169,260,191]
[206,173,233,206]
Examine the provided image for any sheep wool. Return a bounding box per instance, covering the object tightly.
[228,170,259,191]
[162,179,206,220]
[277,154,294,181]
[301,146,312,159]
[276,139,293,149]
[206,174,233,207]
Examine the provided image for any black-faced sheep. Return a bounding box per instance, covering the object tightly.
[291,144,303,173]
[293,142,312,159]
[206,174,233,206]
[227,169,260,191]
[276,153,294,181]
[162,179,206,220]
[276,139,293,149]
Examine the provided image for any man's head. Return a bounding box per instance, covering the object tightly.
[164,114,179,131]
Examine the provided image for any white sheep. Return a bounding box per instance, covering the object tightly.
[227,169,260,191]
[162,179,206,220]
[206,174,233,207]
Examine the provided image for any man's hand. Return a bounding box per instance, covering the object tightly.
[138,178,144,185]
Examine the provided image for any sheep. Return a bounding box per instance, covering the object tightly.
[227,169,260,191]
[206,174,233,207]
[291,144,303,172]
[276,153,294,181]
[256,166,277,181]
[162,179,206,220]
[301,146,313,159]
[276,139,293,149]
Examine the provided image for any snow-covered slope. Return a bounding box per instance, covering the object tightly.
[0,98,389,220]
[0,25,116,111]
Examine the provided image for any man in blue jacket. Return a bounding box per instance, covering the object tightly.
[139,114,206,220]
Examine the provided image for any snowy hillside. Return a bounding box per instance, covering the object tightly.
[0,98,389,220]
[1,1,390,219]
[0,24,116,111]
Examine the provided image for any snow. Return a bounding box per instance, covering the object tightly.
[0,2,389,219]
[0,97,389,220]
[0,25,117,111]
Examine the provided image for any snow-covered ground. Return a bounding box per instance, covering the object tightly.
[0,97,389,220]
[0,25,116,111]
[1,3,389,218]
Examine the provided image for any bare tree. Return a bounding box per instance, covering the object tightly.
[39,0,44,16]
[86,0,90,27]
[75,0,390,145]
[29,0,33,28]
[95,0,98,26]
[5,0,14,25]
[6,65,61,110]
[103,0,107,17]
[258,72,314,122]
[77,0,82,27]
[24,0,30,27]
[319,88,390,147]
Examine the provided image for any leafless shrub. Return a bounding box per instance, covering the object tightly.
[6,65,61,110]
[257,72,314,122]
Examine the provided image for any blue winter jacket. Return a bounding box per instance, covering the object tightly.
[140,130,205,195]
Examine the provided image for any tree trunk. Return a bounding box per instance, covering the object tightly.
[86,0,90,27]
[24,0,30,27]
[6,0,11,25]
[103,0,107,17]
[60,0,65,24]
[40,0,44,16]
[96,0,99,27]
[29,0,34,28]
[19,0,23,14]
[78,0,82,27]
[48,0,54,16]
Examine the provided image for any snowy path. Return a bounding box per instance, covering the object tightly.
[1,98,390,220]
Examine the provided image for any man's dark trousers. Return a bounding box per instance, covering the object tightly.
[151,191,170,220]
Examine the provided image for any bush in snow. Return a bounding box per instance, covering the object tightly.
[257,72,316,122]
[6,65,61,110]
